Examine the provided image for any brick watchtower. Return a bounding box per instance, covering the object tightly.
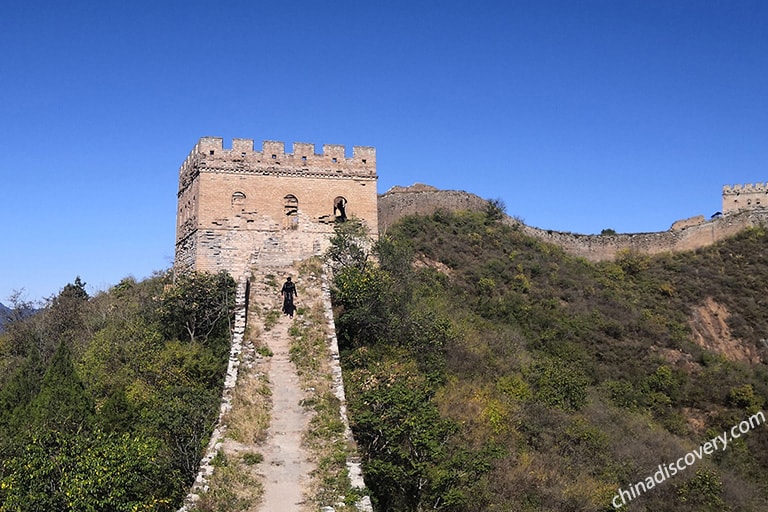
[722,183,768,214]
[175,137,378,278]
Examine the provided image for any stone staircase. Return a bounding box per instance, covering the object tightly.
[250,266,315,511]
[178,259,372,511]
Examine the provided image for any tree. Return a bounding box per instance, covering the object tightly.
[59,276,89,301]
[0,348,45,434]
[325,219,372,274]
[2,289,37,326]
[142,386,220,479]
[484,198,507,223]
[41,276,92,356]
[29,340,94,434]
[158,271,236,344]
[0,430,177,512]
[333,265,393,348]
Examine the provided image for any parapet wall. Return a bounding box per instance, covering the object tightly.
[670,215,706,231]
[379,185,768,262]
[519,210,768,261]
[179,137,376,193]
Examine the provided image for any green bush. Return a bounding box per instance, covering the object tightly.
[332,211,768,511]
[0,271,236,510]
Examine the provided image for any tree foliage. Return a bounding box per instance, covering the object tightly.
[0,271,235,510]
[325,218,372,274]
[158,270,236,346]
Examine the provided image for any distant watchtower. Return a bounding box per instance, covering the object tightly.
[175,137,378,278]
[722,183,768,214]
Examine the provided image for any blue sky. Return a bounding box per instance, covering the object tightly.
[1,1,766,303]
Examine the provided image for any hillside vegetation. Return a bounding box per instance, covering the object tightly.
[0,272,236,511]
[330,207,768,511]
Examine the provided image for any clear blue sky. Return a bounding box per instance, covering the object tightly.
[1,1,766,303]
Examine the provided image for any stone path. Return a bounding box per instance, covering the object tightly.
[256,311,315,511]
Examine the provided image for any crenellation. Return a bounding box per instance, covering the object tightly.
[322,144,346,161]
[723,182,768,195]
[293,142,315,158]
[232,138,254,153]
[353,145,376,166]
[180,138,376,178]
[262,140,286,159]
[198,136,224,154]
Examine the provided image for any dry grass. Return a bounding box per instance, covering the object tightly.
[288,259,362,511]
[225,365,271,445]
[195,451,263,512]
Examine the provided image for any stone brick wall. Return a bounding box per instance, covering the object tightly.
[519,210,768,261]
[723,183,768,214]
[670,215,706,231]
[175,137,378,279]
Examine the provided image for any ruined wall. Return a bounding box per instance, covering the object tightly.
[378,184,488,233]
[723,183,768,214]
[175,137,378,278]
[519,210,768,261]
[670,215,706,231]
[379,185,768,262]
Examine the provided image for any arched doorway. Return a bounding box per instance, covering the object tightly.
[284,194,299,229]
[231,191,246,211]
[333,196,348,222]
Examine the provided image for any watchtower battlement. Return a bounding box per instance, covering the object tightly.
[722,182,768,214]
[175,136,378,279]
[178,137,376,192]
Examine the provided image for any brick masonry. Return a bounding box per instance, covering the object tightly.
[723,183,768,214]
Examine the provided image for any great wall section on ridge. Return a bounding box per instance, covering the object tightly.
[378,183,768,261]
[174,137,767,511]
[175,136,768,280]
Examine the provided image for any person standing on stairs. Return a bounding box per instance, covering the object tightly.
[281,276,298,318]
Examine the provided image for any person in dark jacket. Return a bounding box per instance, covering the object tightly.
[281,276,298,318]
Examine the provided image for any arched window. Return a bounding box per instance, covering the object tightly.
[284,194,299,229]
[333,196,348,222]
[232,191,246,209]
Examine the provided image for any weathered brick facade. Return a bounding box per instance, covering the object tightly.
[723,183,768,214]
[175,137,378,279]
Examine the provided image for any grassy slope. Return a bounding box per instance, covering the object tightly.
[336,209,768,512]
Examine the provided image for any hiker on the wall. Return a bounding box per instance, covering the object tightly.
[281,276,298,318]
